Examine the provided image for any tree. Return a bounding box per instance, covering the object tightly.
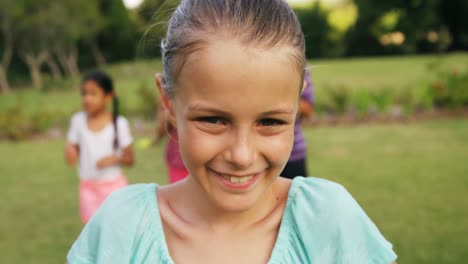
[15,0,102,88]
[49,0,102,77]
[440,0,468,50]
[346,0,440,56]
[0,0,23,93]
[295,3,335,58]
[16,0,52,88]
[136,0,176,57]
[95,0,138,63]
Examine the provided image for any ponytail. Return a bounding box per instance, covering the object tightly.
[112,95,119,151]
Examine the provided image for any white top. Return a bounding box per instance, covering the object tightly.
[67,112,133,181]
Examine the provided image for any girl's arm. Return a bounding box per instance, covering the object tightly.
[65,143,79,167]
[96,144,134,169]
[299,98,313,118]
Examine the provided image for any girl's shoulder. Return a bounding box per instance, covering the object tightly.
[67,183,167,263]
[96,183,158,218]
[70,111,87,123]
[285,176,371,227]
[116,115,130,127]
[274,177,397,263]
[287,176,349,206]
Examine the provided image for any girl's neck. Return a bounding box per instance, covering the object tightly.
[168,177,285,232]
[86,111,112,132]
[87,110,111,120]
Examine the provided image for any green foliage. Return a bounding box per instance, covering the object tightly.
[135,83,158,120]
[371,87,393,113]
[325,84,351,114]
[295,4,342,58]
[0,104,68,141]
[440,0,468,50]
[430,67,468,108]
[136,0,178,58]
[0,105,30,140]
[97,0,138,62]
[353,88,372,118]
[411,82,434,112]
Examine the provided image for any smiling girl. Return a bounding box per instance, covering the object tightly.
[67,1,397,263]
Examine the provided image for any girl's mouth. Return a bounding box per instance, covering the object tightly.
[220,174,253,184]
[210,169,262,190]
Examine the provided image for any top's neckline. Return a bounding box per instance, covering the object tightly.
[150,177,303,263]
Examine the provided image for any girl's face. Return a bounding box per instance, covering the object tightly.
[81,80,112,116]
[161,40,302,212]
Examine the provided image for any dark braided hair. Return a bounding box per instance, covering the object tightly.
[83,70,119,151]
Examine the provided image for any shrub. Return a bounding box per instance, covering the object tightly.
[325,84,351,114]
[0,105,69,141]
[430,67,468,108]
[136,83,158,120]
[0,106,30,141]
[353,88,372,119]
[411,83,434,112]
[371,87,394,113]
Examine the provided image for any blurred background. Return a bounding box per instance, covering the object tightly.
[0,0,467,263]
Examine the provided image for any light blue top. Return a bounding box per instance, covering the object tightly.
[67,177,397,263]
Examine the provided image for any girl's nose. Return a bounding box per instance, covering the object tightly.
[224,130,258,169]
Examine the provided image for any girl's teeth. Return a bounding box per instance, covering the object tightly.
[222,174,253,184]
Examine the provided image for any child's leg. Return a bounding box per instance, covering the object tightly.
[168,166,189,183]
[79,175,128,223]
[280,158,307,179]
[79,181,100,223]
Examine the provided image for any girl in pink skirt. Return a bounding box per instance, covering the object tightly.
[65,70,134,223]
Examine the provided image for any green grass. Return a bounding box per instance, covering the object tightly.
[311,53,468,89]
[1,53,467,117]
[1,119,467,263]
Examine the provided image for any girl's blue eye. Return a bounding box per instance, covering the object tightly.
[259,118,285,126]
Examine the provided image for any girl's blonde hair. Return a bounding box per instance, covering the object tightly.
[160,0,306,97]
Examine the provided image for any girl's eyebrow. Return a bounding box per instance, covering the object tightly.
[187,104,295,115]
[187,105,230,116]
[261,109,295,115]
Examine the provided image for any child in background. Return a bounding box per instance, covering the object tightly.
[156,104,189,183]
[65,70,134,223]
[280,68,314,179]
[67,1,397,263]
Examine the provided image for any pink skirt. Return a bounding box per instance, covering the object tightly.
[168,166,189,183]
[79,175,128,223]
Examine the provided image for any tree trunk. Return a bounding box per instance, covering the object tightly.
[89,38,106,66]
[68,46,80,76]
[44,52,62,81]
[22,52,47,89]
[26,58,43,89]
[55,46,80,77]
[57,53,71,76]
[0,66,10,94]
[1,20,14,94]
[67,55,80,77]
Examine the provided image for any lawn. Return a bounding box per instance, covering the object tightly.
[1,119,467,263]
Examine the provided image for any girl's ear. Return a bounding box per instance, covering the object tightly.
[155,73,177,127]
